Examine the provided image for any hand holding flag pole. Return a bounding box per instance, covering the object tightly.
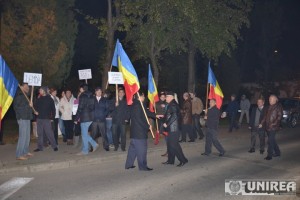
[18,84,37,113]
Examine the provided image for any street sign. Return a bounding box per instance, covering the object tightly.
[108,72,124,84]
[78,69,92,80]
[23,72,42,86]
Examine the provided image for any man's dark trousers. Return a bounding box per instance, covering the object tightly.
[125,139,147,170]
[204,128,224,154]
[91,121,108,149]
[267,130,280,157]
[167,131,187,164]
[192,114,204,139]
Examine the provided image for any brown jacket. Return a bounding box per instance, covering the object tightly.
[191,97,203,115]
[181,99,192,125]
[261,103,283,131]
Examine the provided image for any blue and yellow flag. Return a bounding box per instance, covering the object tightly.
[0,55,18,123]
[116,41,140,105]
[148,65,159,112]
[208,62,224,109]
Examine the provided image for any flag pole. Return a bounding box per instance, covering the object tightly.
[18,84,37,113]
[205,83,209,115]
[137,92,155,139]
[105,65,113,90]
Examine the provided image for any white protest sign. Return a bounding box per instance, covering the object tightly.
[108,72,124,84]
[23,72,42,86]
[78,69,92,80]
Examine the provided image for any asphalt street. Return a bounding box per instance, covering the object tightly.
[0,126,299,200]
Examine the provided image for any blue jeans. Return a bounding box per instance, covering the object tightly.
[80,121,97,154]
[58,118,66,141]
[16,120,31,158]
[106,118,113,145]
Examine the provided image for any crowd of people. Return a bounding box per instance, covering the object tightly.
[11,83,283,170]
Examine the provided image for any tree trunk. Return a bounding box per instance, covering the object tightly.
[102,0,114,89]
[187,41,196,92]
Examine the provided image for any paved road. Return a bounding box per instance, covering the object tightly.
[0,126,299,200]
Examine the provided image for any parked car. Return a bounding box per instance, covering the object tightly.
[279,98,300,128]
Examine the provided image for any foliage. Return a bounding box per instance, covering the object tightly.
[1,0,78,87]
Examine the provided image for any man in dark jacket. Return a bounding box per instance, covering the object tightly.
[125,92,156,171]
[202,99,225,156]
[260,95,283,160]
[225,94,239,132]
[34,86,58,152]
[162,91,188,167]
[111,88,129,151]
[75,84,98,155]
[180,92,193,142]
[13,83,34,160]
[248,97,267,154]
[91,87,109,151]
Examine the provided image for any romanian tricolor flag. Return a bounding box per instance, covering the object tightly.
[208,62,223,109]
[0,55,18,128]
[115,41,140,105]
[148,65,159,112]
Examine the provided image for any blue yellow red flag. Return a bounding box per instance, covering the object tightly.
[0,55,19,125]
[148,64,159,112]
[116,42,140,105]
[208,62,224,109]
[111,39,119,67]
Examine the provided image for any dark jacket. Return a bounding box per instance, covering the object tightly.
[155,100,167,115]
[261,103,283,131]
[13,89,33,120]
[75,91,94,122]
[206,105,220,130]
[34,95,55,120]
[249,105,267,130]
[93,96,109,122]
[110,97,129,124]
[226,100,239,116]
[129,99,156,139]
[164,99,181,132]
[181,99,192,125]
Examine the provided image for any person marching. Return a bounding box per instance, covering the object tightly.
[125,92,156,171]
[202,98,225,157]
[248,97,267,154]
[162,91,188,167]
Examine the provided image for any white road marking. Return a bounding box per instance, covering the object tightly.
[0,177,34,200]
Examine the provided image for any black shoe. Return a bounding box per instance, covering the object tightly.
[188,140,195,142]
[264,156,272,160]
[121,148,126,152]
[273,154,280,157]
[162,161,174,165]
[125,165,136,169]
[248,149,255,153]
[260,150,264,154]
[179,139,186,143]
[143,167,153,171]
[177,161,187,167]
[201,152,209,156]
[161,152,168,157]
[219,152,225,157]
[53,147,58,151]
[34,148,42,152]
[104,148,109,151]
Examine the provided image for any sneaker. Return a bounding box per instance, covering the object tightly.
[53,147,58,151]
[109,144,115,149]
